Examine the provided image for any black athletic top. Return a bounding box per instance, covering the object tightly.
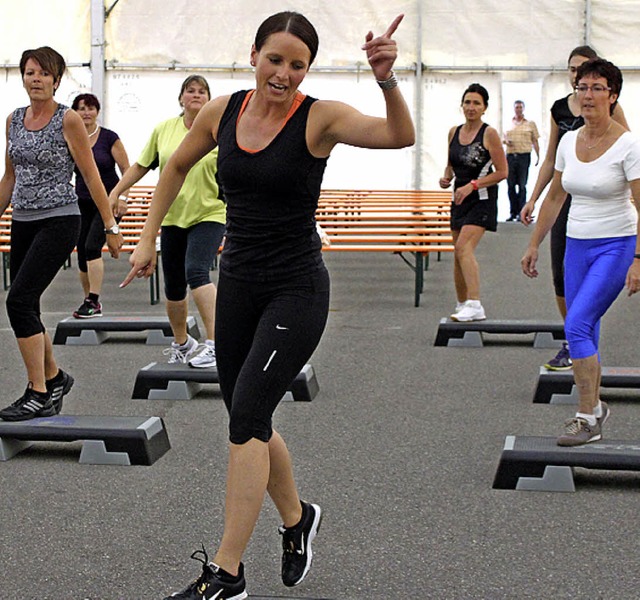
[448,122,497,202]
[216,91,328,282]
[74,127,121,202]
[551,95,584,142]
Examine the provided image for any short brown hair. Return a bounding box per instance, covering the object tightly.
[20,46,66,90]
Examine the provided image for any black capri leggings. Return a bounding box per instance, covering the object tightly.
[550,195,571,298]
[160,221,226,301]
[215,267,330,444]
[76,198,106,272]
[7,216,81,338]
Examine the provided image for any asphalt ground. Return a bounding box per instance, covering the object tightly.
[1,222,640,599]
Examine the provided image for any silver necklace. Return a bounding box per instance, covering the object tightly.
[88,125,99,137]
[581,122,612,150]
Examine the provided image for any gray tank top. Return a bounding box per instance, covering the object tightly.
[8,104,79,220]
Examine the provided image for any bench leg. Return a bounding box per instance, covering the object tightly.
[415,253,424,307]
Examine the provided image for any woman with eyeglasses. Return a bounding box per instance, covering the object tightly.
[522,59,640,447]
[521,46,629,372]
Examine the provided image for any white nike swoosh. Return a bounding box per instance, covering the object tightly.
[275,325,289,330]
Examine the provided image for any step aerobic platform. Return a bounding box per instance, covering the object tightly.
[533,366,640,404]
[434,318,565,348]
[132,363,319,402]
[53,315,200,346]
[493,435,640,492]
[0,415,170,465]
[249,596,333,599]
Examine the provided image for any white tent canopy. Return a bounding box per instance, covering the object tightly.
[2,0,640,214]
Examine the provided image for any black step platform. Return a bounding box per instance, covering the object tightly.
[131,362,319,402]
[0,415,170,465]
[434,318,565,348]
[53,315,200,345]
[533,366,640,404]
[493,435,640,492]
[249,596,332,599]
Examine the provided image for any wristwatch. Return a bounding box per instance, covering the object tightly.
[104,224,120,235]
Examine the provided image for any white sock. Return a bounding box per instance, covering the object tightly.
[205,339,215,347]
[576,412,597,426]
[467,299,481,308]
[593,401,603,418]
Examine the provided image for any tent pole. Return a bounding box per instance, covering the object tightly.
[413,0,424,190]
[90,0,106,111]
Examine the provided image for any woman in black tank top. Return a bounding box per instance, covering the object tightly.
[439,83,507,323]
[122,12,415,599]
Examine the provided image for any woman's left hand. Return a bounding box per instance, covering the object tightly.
[106,232,123,259]
[453,183,472,205]
[362,14,403,81]
[626,260,640,296]
[116,199,128,219]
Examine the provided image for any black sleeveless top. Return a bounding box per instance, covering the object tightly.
[551,95,584,142]
[216,91,328,282]
[448,122,497,202]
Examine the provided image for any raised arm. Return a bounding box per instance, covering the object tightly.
[63,109,122,257]
[121,97,225,287]
[309,15,415,155]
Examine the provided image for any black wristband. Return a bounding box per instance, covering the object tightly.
[634,253,640,259]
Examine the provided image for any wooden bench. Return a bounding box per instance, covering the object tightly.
[317,189,453,307]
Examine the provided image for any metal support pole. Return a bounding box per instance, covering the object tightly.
[584,0,592,46]
[90,0,106,109]
[413,0,424,190]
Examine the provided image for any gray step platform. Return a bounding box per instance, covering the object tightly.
[131,362,319,402]
[0,415,170,465]
[493,435,640,492]
[52,315,200,345]
[249,596,332,599]
[434,318,565,348]
[533,366,640,404]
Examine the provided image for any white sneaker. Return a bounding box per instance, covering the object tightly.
[454,301,466,314]
[163,335,198,364]
[188,340,216,369]
[451,300,486,322]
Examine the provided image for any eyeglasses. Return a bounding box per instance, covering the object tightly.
[575,84,611,94]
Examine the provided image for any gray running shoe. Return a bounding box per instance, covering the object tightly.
[597,401,610,428]
[163,335,198,364]
[557,417,601,447]
[545,342,573,371]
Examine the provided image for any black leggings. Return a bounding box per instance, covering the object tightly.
[215,267,330,444]
[76,199,105,272]
[550,195,571,298]
[7,216,81,338]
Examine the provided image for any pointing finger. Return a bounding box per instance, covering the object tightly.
[384,14,404,38]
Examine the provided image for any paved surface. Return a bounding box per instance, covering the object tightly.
[1,223,640,599]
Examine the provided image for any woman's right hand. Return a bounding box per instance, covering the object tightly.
[439,177,451,189]
[120,238,157,288]
[521,246,539,278]
[520,199,535,226]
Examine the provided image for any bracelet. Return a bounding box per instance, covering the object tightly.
[634,253,640,259]
[471,179,479,191]
[376,70,398,91]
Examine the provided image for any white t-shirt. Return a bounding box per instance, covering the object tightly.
[556,129,640,239]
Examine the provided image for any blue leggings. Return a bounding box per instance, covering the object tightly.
[564,235,636,359]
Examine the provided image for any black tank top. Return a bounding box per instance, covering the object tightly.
[216,91,328,282]
[551,95,584,141]
[448,122,496,202]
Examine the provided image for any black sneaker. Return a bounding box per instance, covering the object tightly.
[0,384,55,421]
[279,501,322,587]
[73,297,102,319]
[46,369,74,414]
[163,547,247,600]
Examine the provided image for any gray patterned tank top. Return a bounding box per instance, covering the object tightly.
[8,104,78,214]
